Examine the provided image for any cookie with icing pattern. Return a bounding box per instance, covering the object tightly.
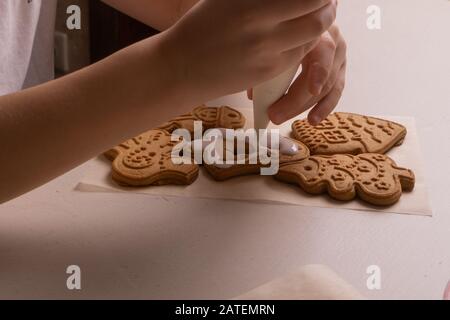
[157,105,246,136]
[203,135,310,181]
[108,129,199,187]
[104,105,246,161]
[291,113,407,155]
[276,153,415,206]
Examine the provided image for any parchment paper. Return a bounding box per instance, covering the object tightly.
[76,108,432,216]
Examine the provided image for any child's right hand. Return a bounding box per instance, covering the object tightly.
[161,0,337,105]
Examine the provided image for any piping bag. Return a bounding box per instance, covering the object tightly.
[252,63,301,130]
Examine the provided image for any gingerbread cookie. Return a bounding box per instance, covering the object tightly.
[107,129,199,187]
[104,105,246,161]
[276,154,415,206]
[291,113,407,155]
[157,105,246,136]
[203,135,310,181]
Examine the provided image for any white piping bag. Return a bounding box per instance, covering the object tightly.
[252,63,300,130]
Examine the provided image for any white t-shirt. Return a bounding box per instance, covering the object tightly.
[0,0,57,96]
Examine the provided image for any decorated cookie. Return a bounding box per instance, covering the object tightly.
[203,135,310,181]
[107,129,199,187]
[104,105,246,161]
[276,154,415,206]
[291,113,407,155]
[157,105,246,136]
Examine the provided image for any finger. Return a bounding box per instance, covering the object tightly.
[267,65,314,125]
[271,28,347,125]
[277,37,346,124]
[268,38,326,124]
[280,38,320,66]
[308,64,346,125]
[247,88,253,100]
[248,39,317,104]
[306,32,346,100]
[325,32,347,89]
[327,23,341,40]
[304,32,336,96]
[273,0,337,52]
[303,58,347,119]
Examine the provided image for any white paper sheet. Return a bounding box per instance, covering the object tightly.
[76,109,432,216]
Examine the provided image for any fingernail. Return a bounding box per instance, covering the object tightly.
[268,108,283,125]
[269,113,282,125]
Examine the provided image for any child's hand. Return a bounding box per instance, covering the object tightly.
[161,0,337,104]
[268,24,347,125]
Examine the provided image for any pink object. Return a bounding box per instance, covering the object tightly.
[444,282,450,300]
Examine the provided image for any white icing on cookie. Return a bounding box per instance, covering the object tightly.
[213,163,235,169]
[279,137,300,156]
[265,134,300,156]
[195,129,300,168]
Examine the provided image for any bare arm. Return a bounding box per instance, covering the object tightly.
[101,0,199,30]
[0,34,193,203]
[0,0,337,203]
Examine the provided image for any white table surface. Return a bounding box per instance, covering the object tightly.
[0,0,449,299]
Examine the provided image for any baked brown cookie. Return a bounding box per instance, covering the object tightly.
[108,129,199,187]
[157,105,246,136]
[104,105,246,161]
[291,113,407,155]
[203,136,310,181]
[276,154,415,206]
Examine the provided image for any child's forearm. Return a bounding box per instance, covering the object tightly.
[0,34,192,203]
[0,0,339,203]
